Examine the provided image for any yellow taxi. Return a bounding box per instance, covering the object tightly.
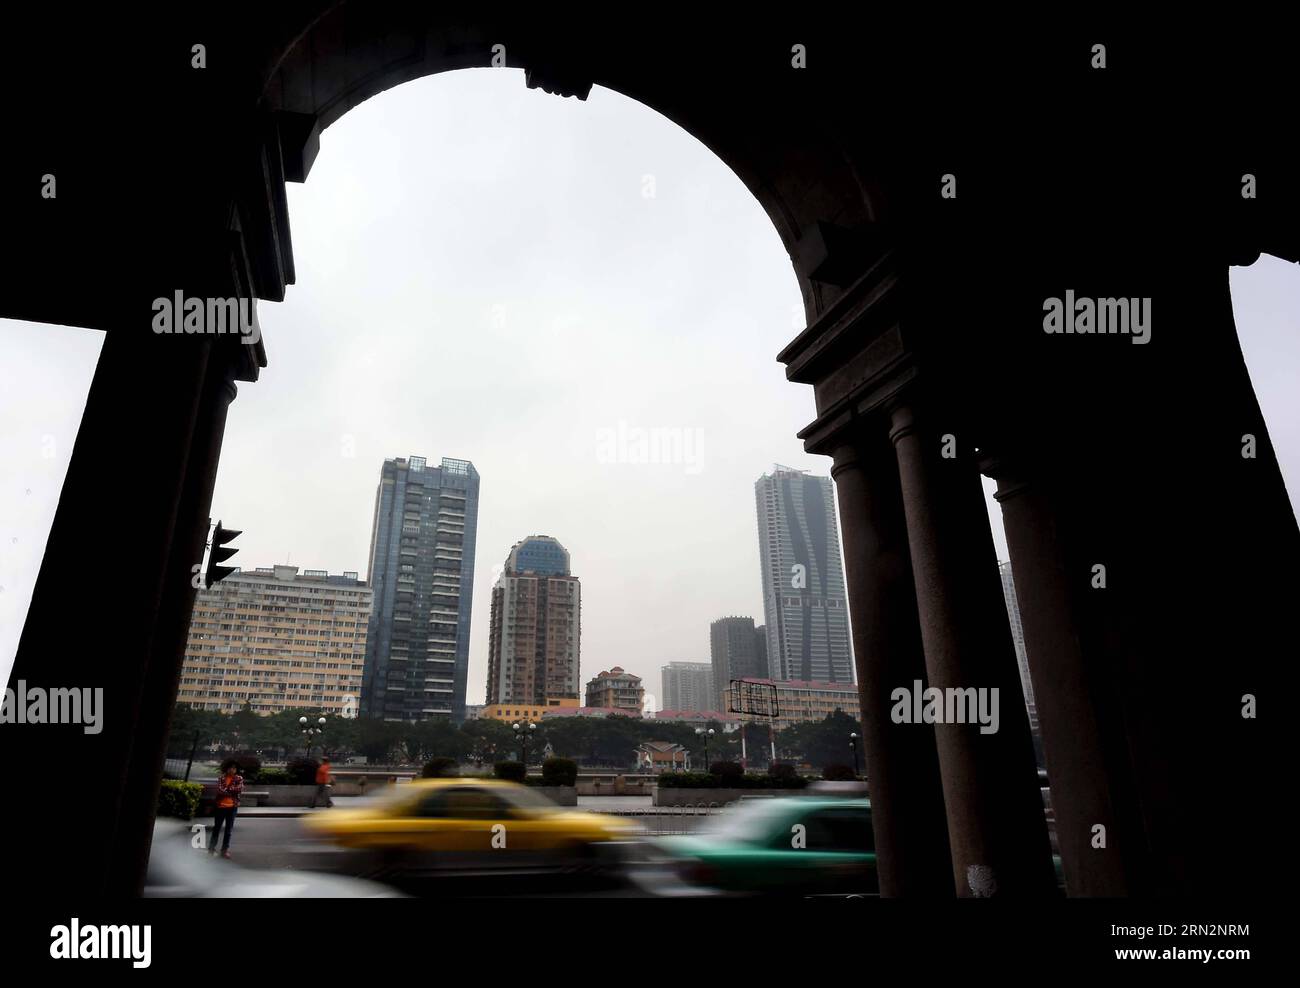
[299,777,640,879]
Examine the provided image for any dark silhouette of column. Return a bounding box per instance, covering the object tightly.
[4,332,240,895]
[889,403,1056,897]
[831,431,953,896]
[981,455,1129,896]
[108,346,241,893]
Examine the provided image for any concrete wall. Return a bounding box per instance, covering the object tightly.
[576,776,655,796]
[533,786,578,806]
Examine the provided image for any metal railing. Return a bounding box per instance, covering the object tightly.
[594,801,724,836]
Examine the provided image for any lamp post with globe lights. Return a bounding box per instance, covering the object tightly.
[512,720,537,766]
[301,715,326,757]
[849,732,861,777]
[695,727,715,773]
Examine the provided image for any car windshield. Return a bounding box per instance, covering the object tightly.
[703,800,795,844]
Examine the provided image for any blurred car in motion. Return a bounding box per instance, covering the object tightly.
[632,796,877,896]
[145,821,401,897]
[299,777,641,879]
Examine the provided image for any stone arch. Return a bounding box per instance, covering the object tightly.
[252,3,886,323]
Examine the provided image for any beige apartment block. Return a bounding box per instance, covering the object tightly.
[178,564,371,715]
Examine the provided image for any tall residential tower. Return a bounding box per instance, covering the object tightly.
[755,465,854,683]
[485,536,582,711]
[710,616,768,709]
[661,661,715,713]
[360,455,480,722]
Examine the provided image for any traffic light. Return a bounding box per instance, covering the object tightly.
[205,520,241,588]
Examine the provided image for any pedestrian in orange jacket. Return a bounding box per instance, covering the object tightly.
[312,756,334,808]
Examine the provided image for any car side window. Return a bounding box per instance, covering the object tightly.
[781,808,874,852]
[441,788,510,820]
[414,791,452,818]
[807,808,874,852]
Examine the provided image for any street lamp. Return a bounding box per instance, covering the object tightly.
[849,732,860,777]
[300,715,326,757]
[695,727,715,773]
[512,721,537,765]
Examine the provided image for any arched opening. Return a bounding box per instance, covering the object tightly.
[208,66,821,715]
[3,13,1293,905]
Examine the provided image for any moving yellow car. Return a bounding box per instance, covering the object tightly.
[299,777,640,880]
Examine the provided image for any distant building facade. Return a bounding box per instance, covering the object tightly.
[542,706,638,719]
[661,661,714,713]
[585,666,644,714]
[710,616,768,712]
[485,535,582,710]
[755,465,854,683]
[360,455,481,722]
[179,565,370,715]
[481,696,580,722]
[735,676,863,732]
[651,710,743,733]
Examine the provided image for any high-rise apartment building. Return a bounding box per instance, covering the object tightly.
[360,455,480,722]
[661,661,714,713]
[755,465,854,683]
[179,565,370,715]
[710,616,768,711]
[585,666,644,715]
[485,535,581,710]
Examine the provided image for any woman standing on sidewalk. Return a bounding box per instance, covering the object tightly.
[210,758,244,859]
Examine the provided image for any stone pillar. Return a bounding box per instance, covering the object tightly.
[889,403,1056,896]
[4,332,239,895]
[109,347,241,893]
[831,431,953,897]
[981,456,1129,896]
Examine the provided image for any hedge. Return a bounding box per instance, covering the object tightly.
[157,780,203,819]
[286,756,320,786]
[422,757,459,778]
[821,764,858,781]
[493,761,526,783]
[541,757,578,787]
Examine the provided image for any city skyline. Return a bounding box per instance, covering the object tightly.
[3,72,1297,705]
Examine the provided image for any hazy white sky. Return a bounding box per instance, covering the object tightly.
[2,69,1297,700]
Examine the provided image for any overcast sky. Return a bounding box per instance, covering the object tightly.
[2,69,1297,701]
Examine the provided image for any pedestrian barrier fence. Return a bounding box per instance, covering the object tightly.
[595,801,723,835]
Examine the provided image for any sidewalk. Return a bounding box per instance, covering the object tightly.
[193,794,726,819]
[194,795,368,819]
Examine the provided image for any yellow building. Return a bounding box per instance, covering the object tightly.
[178,565,371,716]
[481,695,580,722]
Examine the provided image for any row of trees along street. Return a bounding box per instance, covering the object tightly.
[166,703,865,772]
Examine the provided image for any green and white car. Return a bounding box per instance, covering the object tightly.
[634,797,877,896]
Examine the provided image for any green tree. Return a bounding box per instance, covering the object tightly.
[775,709,863,769]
